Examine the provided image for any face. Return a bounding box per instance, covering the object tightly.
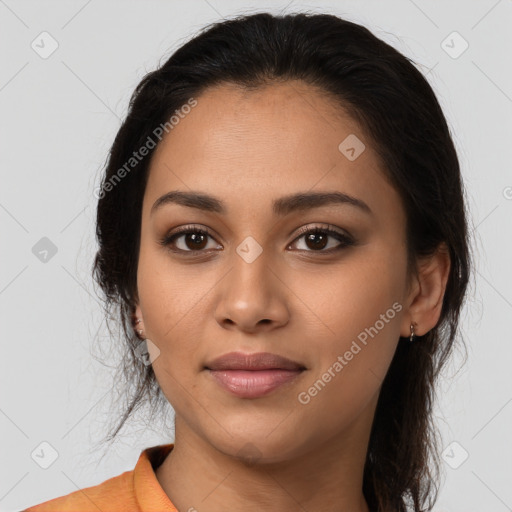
[135,81,413,463]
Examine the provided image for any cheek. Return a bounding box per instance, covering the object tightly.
[136,251,217,402]
[137,243,213,340]
[292,271,403,439]
[301,250,405,383]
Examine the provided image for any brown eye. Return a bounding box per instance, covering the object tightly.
[304,231,329,250]
[181,232,208,250]
[290,226,355,253]
[160,226,221,253]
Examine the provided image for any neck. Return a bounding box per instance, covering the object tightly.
[155,396,377,512]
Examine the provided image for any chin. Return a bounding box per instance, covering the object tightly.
[204,427,310,466]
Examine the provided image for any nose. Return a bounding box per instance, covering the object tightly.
[214,250,290,334]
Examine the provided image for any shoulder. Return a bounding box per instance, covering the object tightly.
[23,466,137,512]
[22,444,176,512]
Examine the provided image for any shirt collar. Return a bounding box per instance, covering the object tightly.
[133,443,178,511]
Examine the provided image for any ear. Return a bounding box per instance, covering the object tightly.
[400,242,451,338]
[132,303,144,329]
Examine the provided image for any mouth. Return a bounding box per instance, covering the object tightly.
[204,351,306,399]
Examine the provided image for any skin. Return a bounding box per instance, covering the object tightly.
[133,81,451,512]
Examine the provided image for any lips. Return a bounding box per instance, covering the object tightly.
[205,351,306,371]
[204,352,306,398]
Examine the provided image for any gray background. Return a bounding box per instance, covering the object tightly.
[1,1,511,511]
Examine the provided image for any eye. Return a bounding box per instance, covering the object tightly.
[159,225,221,253]
[289,224,355,253]
[159,223,355,255]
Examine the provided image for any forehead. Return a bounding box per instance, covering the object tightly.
[143,81,403,225]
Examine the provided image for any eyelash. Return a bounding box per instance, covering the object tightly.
[159,224,355,256]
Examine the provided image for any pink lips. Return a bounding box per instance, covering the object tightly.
[205,351,306,398]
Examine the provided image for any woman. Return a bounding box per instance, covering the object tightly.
[24,11,472,512]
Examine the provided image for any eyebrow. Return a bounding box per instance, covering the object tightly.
[150,190,373,217]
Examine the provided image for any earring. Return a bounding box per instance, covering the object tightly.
[409,323,416,342]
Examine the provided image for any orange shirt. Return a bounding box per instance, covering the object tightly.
[23,444,178,512]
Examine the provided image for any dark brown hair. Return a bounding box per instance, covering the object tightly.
[92,12,472,512]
